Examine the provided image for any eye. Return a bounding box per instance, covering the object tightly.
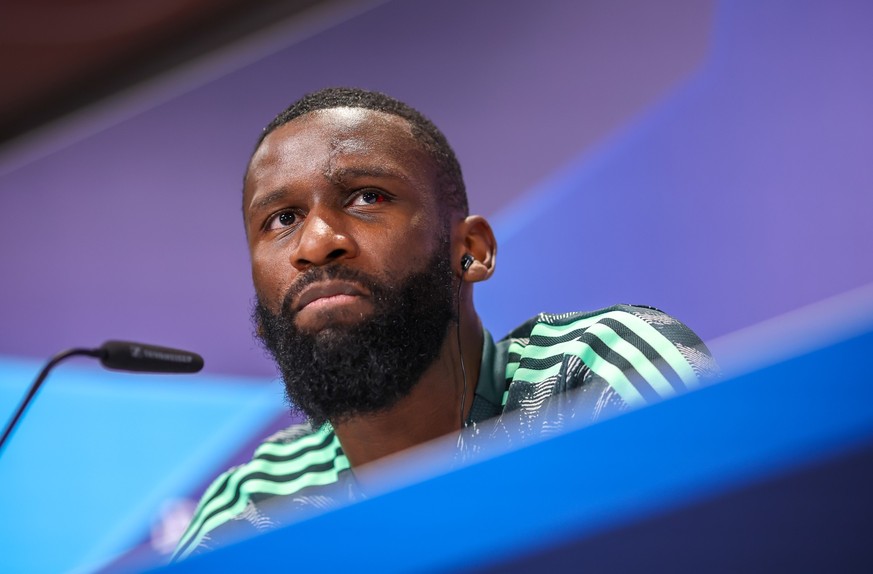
[266,210,300,230]
[362,191,385,204]
[350,190,389,206]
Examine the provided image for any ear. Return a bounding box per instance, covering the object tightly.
[454,215,497,283]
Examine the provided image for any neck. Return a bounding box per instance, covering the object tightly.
[332,304,483,468]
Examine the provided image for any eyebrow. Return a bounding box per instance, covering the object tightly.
[247,165,413,214]
[248,189,290,214]
[328,165,412,185]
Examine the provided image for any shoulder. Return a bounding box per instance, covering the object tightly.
[502,305,718,408]
[506,305,700,339]
[172,423,349,561]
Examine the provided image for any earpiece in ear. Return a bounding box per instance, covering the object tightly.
[460,253,474,273]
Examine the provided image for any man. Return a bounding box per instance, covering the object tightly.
[173,87,716,559]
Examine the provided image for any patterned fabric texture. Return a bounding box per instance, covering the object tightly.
[173,305,717,560]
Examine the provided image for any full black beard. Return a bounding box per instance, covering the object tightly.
[253,246,455,428]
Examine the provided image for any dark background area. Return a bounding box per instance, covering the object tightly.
[1,0,330,145]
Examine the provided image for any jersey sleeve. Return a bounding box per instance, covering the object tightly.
[502,305,719,426]
[170,423,349,562]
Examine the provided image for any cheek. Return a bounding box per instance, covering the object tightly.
[250,249,292,310]
[360,219,435,275]
[407,211,431,235]
[406,212,444,256]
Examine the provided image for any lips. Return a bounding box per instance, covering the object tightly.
[294,281,369,312]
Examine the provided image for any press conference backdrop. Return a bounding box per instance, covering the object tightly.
[1,0,871,572]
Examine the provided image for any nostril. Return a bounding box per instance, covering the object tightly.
[291,257,312,271]
[326,248,346,261]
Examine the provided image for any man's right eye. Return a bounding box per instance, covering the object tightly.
[267,211,299,230]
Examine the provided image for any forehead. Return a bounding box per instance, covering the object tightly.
[244,108,436,202]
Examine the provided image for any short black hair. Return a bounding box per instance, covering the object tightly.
[253,87,468,216]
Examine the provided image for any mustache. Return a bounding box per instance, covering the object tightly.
[280,264,383,316]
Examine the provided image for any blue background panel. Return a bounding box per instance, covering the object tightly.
[156,314,873,573]
[0,359,284,573]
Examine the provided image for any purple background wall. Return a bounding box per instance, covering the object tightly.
[1,0,871,571]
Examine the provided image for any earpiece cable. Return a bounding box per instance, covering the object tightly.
[456,275,467,429]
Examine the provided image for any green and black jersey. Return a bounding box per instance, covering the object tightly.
[173,305,717,560]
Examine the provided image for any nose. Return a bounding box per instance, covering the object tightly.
[290,207,358,270]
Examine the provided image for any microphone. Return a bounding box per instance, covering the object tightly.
[0,340,204,456]
[99,340,204,373]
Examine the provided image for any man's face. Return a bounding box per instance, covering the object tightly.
[243,108,456,425]
[244,107,445,329]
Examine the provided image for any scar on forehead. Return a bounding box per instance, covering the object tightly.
[323,137,372,179]
[318,114,420,183]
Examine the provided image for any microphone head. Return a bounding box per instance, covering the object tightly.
[99,341,204,374]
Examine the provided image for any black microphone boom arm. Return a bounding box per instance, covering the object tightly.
[0,341,203,456]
